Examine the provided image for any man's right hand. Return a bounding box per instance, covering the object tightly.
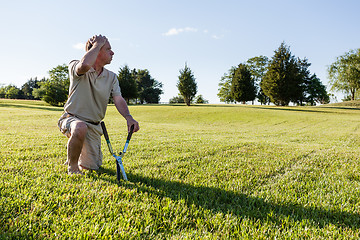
[89,35,108,49]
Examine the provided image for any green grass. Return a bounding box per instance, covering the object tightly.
[1,99,360,239]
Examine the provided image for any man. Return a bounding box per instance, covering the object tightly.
[58,34,139,175]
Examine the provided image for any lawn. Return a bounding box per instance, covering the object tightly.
[1,99,360,239]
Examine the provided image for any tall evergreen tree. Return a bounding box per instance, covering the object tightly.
[306,74,330,105]
[135,69,163,104]
[296,58,311,105]
[261,42,301,106]
[118,65,138,104]
[177,63,197,106]
[230,64,256,104]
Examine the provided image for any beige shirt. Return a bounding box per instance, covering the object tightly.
[64,60,121,123]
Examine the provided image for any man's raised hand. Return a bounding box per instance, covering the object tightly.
[89,35,108,49]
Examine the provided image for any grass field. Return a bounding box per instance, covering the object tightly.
[1,99,360,239]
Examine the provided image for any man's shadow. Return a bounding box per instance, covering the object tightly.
[95,167,360,229]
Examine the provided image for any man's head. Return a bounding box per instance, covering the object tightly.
[97,40,114,65]
[86,35,114,66]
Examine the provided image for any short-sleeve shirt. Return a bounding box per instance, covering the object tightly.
[64,60,122,123]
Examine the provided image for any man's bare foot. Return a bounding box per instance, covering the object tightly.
[79,165,94,173]
[68,165,84,175]
[78,164,89,171]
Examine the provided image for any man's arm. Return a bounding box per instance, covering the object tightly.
[113,95,140,132]
[76,35,107,75]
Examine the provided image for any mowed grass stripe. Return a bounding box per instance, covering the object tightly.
[1,99,360,239]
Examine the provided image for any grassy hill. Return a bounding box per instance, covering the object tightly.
[1,99,360,239]
[324,100,360,108]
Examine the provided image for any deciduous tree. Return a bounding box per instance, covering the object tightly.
[246,56,269,104]
[195,95,209,104]
[169,95,185,104]
[33,64,69,106]
[218,67,236,103]
[0,85,22,99]
[328,49,360,100]
[21,77,43,100]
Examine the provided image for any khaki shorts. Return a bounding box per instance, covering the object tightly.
[58,113,103,170]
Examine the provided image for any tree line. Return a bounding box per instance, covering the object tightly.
[0,77,44,100]
[0,62,207,106]
[0,64,164,106]
[218,42,330,106]
[2,44,359,106]
[119,63,208,106]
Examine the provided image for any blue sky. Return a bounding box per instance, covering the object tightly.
[0,0,359,103]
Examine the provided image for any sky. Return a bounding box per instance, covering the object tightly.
[0,0,359,103]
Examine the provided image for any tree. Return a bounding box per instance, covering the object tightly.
[135,69,163,104]
[195,95,209,104]
[0,85,5,98]
[246,56,269,85]
[261,42,301,106]
[118,65,138,104]
[218,67,236,103]
[7,86,21,99]
[246,56,269,105]
[33,64,69,106]
[296,58,312,105]
[177,63,197,106]
[295,58,329,106]
[21,77,42,100]
[328,49,360,100]
[169,95,185,104]
[49,64,69,87]
[34,81,67,106]
[306,74,330,105]
[0,85,22,99]
[231,64,256,104]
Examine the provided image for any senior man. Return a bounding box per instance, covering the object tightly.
[58,35,139,174]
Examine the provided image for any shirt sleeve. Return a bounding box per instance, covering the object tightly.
[68,60,81,79]
[111,74,122,97]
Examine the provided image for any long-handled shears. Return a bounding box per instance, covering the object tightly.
[101,121,134,181]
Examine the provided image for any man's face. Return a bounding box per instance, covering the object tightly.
[98,41,114,65]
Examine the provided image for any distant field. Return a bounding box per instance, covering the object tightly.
[1,99,360,239]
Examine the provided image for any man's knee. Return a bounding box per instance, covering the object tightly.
[70,121,88,140]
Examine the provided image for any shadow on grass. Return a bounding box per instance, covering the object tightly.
[141,104,241,108]
[166,103,360,112]
[0,103,63,112]
[318,106,360,111]
[250,105,360,114]
[96,167,360,230]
